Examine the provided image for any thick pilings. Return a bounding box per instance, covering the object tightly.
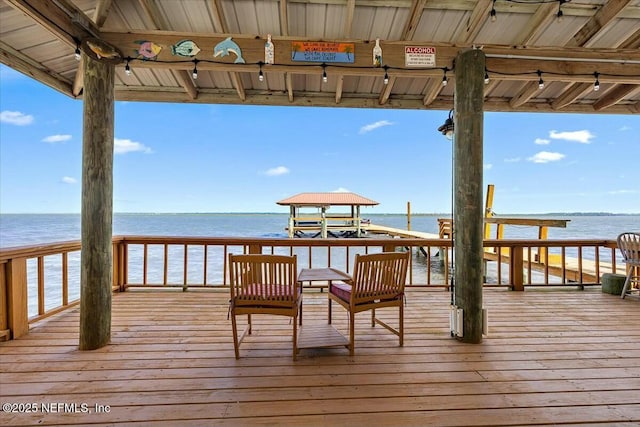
[79,55,115,350]
[454,49,485,344]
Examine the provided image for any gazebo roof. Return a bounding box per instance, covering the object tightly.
[0,0,638,114]
[277,192,379,207]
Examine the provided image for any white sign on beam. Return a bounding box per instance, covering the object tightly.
[405,46,436,67]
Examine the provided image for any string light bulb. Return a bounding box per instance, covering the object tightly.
[322,64,327,83]
[125,57,131,76]
[192,59,198,79]
[489,0,497,22]
[442,68,448,86]
[258,62,264,82]
[484,69,490,84]
[74,44,81,61]
[537,70,544,89]
[593,71,600,91]
[383,66,389,85]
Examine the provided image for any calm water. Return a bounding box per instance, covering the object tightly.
[1,213,639,248]
[1,213,637,317]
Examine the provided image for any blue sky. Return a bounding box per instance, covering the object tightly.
[1,64,638,214]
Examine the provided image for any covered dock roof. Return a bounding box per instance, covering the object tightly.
[1,0,637,348]
[1,0,638,113]
[277,192,379,207]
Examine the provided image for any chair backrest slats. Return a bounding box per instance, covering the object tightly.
[229,254,298,304]
[618,232,640,267]
[352,252,409,303]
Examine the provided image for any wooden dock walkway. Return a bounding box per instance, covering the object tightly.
[366,223,439,239]
[1,289,639,426]
[366,223,615,285]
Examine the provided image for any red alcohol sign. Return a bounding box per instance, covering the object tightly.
[405,46,436,67]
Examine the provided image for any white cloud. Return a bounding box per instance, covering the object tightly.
[332,187,350,193]
[483,163,493,170]
[528,151,565,163]
[619,125,631,131]
[549,129,595,144]
[0,110,34,126]
[42,134,72,143]
[504,157,521,163]
[534,138,550,145]
[359,120,394,134]
[61,176,77,184]
[265,166,290,176]
[114,138,152,154]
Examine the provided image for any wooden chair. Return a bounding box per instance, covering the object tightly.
[228,254,301,359]
[617,232,640,299]
[328,251,410,356]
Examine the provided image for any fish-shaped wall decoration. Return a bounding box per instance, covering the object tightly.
[171,40,201,57]
[86,39,121,59]
[213,37,245,63]
[135,40,162,60]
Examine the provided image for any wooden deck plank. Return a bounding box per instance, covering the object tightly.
[1,288,639,426]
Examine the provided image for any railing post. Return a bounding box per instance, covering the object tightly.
[6,258,29,339]
[383,243,397,253]
[509,246,524,291]
[112,240,126,292]
[248,245,262,254]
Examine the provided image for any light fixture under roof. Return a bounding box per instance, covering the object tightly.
[192,59,198,79]
[437,109,455,141]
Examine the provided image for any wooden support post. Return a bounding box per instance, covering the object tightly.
[454,48,485,344]
[321,207,327,239]
[79,55,115,351]
[288,206,295,238]
[6,258,29,339]
[509,246,525,291]
[407,201,411,231]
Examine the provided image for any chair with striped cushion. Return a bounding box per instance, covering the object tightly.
[229,254,301,359]
[328,251,410,356]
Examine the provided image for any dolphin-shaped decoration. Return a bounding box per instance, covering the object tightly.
[213,37,246,63]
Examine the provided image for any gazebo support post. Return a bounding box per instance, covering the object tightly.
[79,54,115,350]
[454,49,485,344]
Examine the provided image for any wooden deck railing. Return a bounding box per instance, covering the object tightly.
[0,235,625,341]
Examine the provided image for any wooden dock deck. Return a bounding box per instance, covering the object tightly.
[367,223,612,284]
[1,288,639,426]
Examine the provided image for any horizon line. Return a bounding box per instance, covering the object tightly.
[1,211,638,216]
